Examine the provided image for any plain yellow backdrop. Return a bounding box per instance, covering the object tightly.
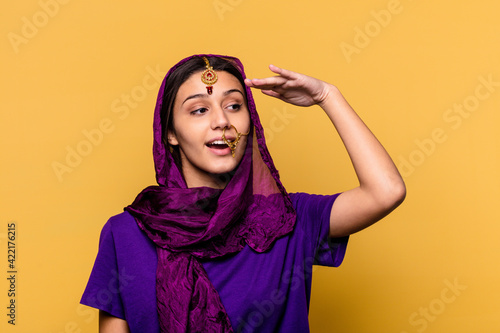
[1,0,499,332]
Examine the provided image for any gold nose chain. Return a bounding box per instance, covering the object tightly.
[221,125,250,157]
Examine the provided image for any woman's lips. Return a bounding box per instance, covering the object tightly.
[205,137,234,156]
[206,136,235,145]
[206,145,231,155]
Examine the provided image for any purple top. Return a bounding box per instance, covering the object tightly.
[81,192,348,332]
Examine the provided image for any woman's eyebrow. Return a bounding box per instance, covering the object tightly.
[182,89,245,105]
[224,89,244,97]
[182,93,207,105]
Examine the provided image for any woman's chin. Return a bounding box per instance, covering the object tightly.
[207,164,238,176]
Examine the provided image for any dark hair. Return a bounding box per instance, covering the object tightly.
[160,56,247,165]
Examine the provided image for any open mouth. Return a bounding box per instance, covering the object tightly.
[206,140,230,150]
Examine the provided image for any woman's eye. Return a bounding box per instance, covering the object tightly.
[227,104,242,111]
[191,107,208,115]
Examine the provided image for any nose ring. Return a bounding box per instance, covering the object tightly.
[221,125,250,158]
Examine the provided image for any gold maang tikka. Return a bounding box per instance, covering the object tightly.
[222,125,250,158]
[201,57,218,95]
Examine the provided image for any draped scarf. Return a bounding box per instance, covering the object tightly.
[125,54,296,332]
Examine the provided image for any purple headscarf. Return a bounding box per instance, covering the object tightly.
[125,54,296,332]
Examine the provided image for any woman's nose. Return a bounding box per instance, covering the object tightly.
[211,106,231,130]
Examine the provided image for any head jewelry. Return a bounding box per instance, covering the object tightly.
[201,56,218,95]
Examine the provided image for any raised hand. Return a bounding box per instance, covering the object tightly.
[244,64,334,107]
[247,63,405,238]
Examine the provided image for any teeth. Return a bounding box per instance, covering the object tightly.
[209,140,226,145]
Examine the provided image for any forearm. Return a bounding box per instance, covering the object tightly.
[99,310,130,333]
[246,64,405,236]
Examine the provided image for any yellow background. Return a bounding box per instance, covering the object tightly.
[1,0,499,332]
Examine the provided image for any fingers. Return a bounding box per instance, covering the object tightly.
[268,64,297,80]
[260,89,281,99]
[268,64,282,75]
[245,64,301,90]
[244,76,288,90]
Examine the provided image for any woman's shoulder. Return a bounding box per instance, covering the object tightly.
[98,211,144,245]
[96,210,157,267]
[105,210,136,228]
[288,192,341,212]
[287,191,340,233]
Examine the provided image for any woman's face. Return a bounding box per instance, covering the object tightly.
[168,71,251,189]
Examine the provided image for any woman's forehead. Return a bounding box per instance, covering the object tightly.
[176,71,244,100]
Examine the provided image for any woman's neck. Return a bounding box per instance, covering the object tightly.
[183,171,234,189]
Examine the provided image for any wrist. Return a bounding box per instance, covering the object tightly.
[317,83,340,109]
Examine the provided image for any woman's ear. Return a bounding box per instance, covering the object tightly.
[167,131,179,146]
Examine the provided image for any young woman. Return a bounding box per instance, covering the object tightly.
[81,54,406,333]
